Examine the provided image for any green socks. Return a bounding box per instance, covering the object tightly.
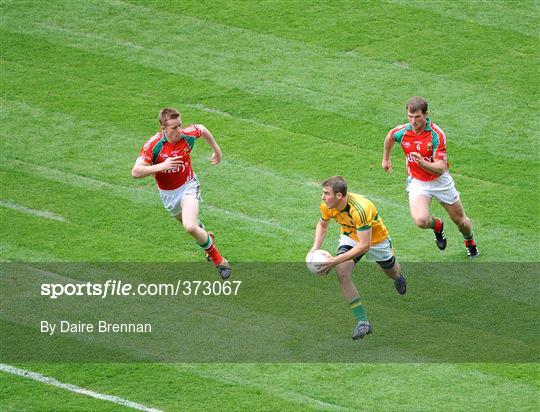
[349,297,368,321]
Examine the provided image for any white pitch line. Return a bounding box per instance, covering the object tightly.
[0,364,162,412]
[0,201,67,222]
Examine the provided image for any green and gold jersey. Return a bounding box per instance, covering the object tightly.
[320,193,389,244]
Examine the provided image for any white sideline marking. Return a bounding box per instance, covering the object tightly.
[0,364,162,412]
[0,201,67,222]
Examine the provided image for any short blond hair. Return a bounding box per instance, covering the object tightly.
[158,107,181,126]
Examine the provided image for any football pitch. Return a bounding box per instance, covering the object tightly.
[1,0,539,410]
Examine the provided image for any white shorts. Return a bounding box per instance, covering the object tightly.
[338,235,395,263]
[159,178,201,217]
[406,172,460,205]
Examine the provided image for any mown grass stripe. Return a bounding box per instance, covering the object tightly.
[2,1,536,160]
[385,0,538,37]
[0,364,162,412]
[173,364,349,411]
[3,160,296,234]
[0,201,67,222]
[1,156,534,261]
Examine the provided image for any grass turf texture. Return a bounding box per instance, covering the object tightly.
[1,0,539,410]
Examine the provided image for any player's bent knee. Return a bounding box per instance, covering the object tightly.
[449,212,464,224]
[335,260,354,277]
[457,218,468,228]
[450,214,468,229]
[335,267,353,282]
[182,222,199,234]
[412,216,430,228]
[377,256,396,271]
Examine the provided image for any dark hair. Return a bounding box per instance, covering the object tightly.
[159,107,181,126]
[406,96,428,114]
[322,176,347,196]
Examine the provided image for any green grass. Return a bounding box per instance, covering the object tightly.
[1,0,539,410]
[2,363,538,411]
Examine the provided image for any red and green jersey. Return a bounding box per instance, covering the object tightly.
[138,125,202,190]
[389,118,448,181]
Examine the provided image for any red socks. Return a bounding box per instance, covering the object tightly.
[205,244,223,266]
[433,218,443,232]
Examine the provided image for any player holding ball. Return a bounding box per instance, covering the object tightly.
[309,176,406,340]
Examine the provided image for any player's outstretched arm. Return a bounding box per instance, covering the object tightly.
[382,132,395,173]
[198,124,223,165]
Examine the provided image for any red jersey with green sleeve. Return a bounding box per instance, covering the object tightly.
[389,118,448,181]
[138,125,202,190]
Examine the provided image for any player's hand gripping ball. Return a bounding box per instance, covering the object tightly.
[306,249,332,275]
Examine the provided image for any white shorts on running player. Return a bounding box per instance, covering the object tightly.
[338,235,394,262]
[406,172,460,205]
[159,177,201,217]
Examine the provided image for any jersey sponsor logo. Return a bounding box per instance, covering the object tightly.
[403,142,411,148]
[406,153,433,163]
[162,161,186,174]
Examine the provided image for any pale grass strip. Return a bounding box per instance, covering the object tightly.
[176,363,350,411]
[0,201,67,222]
[0,364,162,412]
[9,160,296,234]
